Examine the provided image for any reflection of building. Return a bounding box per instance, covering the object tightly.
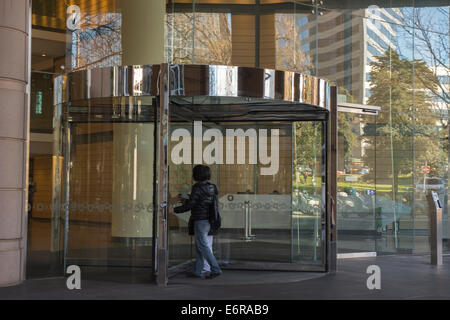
[304,8,403,103]
[433,67,450,117]
[309,8,403,176]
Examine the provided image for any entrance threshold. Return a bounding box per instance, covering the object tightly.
[337,252,377,259]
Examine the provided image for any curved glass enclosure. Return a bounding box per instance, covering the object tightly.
[53,64,337,284]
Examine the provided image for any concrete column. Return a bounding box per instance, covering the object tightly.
[110,1,164,240]
[231,15,256,67]
[118,0,165,65]
[0,0,31,287]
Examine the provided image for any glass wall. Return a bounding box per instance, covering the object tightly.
[164,0,449,255]
[318,2,450,255]
[292,121,325,264]
[28,0,449,279]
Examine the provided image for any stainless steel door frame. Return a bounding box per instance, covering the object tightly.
[62,118,71,273]
[327,86,338,273]
[154,64,170,286]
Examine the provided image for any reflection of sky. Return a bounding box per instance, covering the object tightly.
[227,13,232,34]
[209,66,238,97]
[133,66,143,95]
[297,16,308,28]
[396,7,449,66]
[363,6,449,65]
[365,5,449,92]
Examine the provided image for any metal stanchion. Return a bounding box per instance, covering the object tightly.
[242,201,256,242]
[427,191,443,266]
[248,201,255,240]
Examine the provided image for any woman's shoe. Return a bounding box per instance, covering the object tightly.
[187,272,206,279]
[206,272,222,279]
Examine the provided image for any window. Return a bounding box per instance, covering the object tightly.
[367,43,382,57]
[367,28,389,51]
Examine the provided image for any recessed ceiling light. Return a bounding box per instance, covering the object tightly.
[41,53,47,57]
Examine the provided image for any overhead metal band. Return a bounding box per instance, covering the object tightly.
[54,64,331,111]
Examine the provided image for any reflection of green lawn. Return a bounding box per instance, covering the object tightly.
[294,176,413,194]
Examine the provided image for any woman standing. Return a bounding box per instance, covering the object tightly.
[169,165,222,279]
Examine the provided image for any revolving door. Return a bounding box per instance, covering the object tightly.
[53,64,337,285]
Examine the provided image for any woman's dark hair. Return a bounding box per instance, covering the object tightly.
[193,165,211,182]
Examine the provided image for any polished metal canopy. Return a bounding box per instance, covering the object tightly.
[55,64,331,115]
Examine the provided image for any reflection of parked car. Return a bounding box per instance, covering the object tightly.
[359,168,370,175]
[293,190,320,214]
[297,166,312,174]
[337,190,412,231]
[416,177,447,193]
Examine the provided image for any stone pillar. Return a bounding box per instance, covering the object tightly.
[231,15,256,68]
[0,0,31,287]
[118,0,165,65]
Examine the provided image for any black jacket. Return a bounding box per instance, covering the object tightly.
[174,181,218,221]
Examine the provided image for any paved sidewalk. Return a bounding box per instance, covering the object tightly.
[0,255,449,300]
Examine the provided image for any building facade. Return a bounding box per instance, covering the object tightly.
[0,0,449,286]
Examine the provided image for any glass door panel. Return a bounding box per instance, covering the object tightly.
[215,123,291,265]
[167,119,326,272]
[60,97,156,272]
[292,121,325,265]
[168,122,195,270]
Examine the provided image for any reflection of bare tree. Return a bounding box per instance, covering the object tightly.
[275,14,313,74]
[73,12,122,70]
[401,8,449,115]
[166,13,232,65]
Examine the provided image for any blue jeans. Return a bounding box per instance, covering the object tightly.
[202,235,213,273]
[193,220,222,276]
